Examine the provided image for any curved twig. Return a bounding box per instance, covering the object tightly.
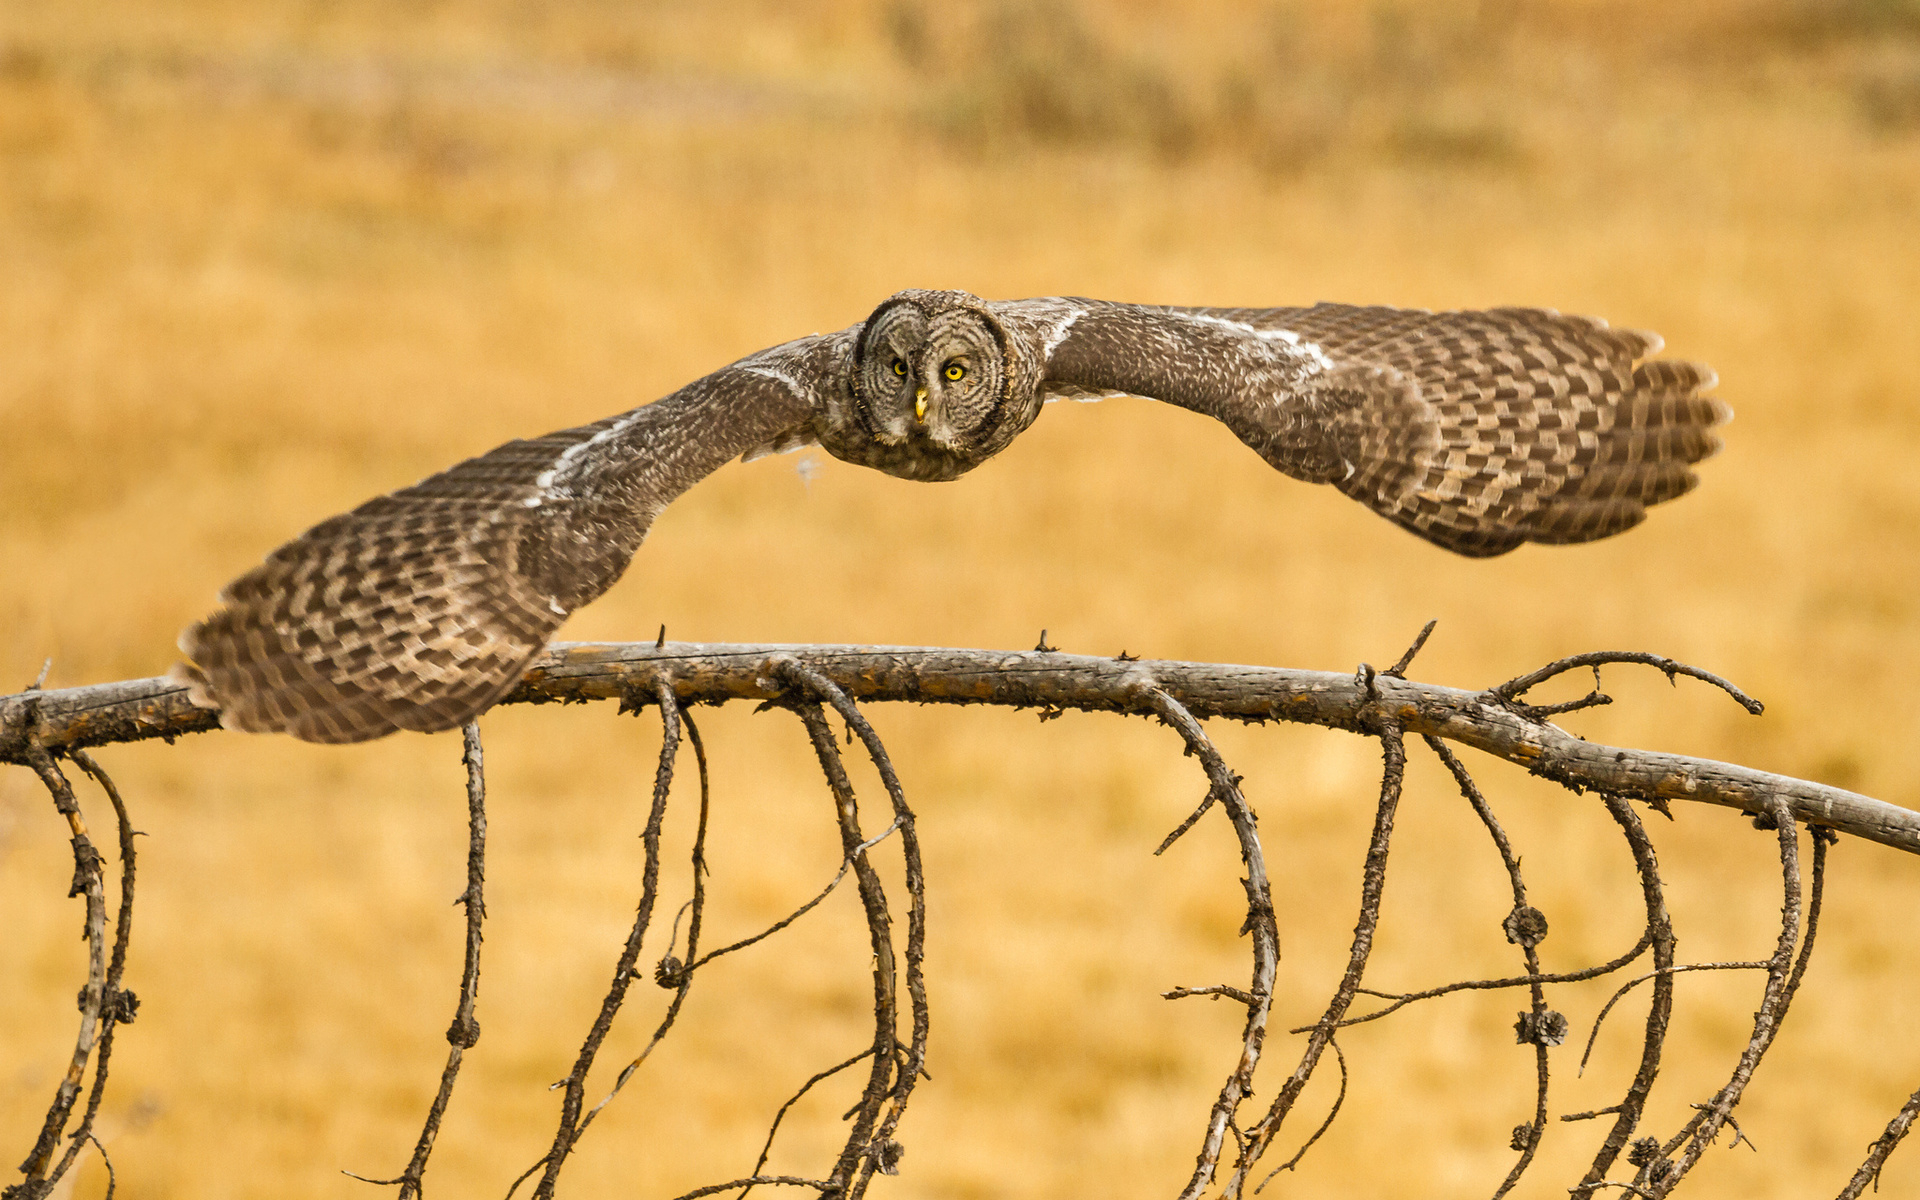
[54,752,139,1187]
[1325,935,1654,1032]
[15,745,109,1192]
[1423,737,1550,1196]
[740,1048,878,1200]
[572,705,717,1140]
[664,1177,834,1200]
[773,659,928,1200]
[689,819,903,973]
[1839,1083,1920,1199]
[789,700,899,1199]
[1577,962,1771,1074]
[1144,688,1279,1200]
[1228,721,1406,1195]
[1488,651,1763,715]
[1575,795,1678,1195]
[1258,1037,1348,1188]
[1657,797,1805,1191]
[346,722,490,1196]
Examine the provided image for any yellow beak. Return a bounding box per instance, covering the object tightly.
[914,387,928,422]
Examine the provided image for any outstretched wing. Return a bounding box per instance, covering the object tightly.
[1010,298,1726,557]
[173,335,844,744]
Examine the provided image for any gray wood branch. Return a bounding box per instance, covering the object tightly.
[3,641,1915,856]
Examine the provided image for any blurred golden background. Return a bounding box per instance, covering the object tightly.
[4,1,1920,1196]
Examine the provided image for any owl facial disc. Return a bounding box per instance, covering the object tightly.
[834,289,1036,481]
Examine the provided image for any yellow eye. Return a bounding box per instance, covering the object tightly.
[943,362,966,382]
[891,358,908,377]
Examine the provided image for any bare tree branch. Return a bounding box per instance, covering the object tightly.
[525,679,681,1199]
[1574,795,1679,1195]
[772,659,929,1198]
[6,639,1918,1200]
[1227,722,1406,1194]
[8,642,1914,854]
[1425,737,1550,1196]
[1655,799,1810,1193]
[345,721,488,1197]
[790,701,900,1198]
[1143,689,1278,1200]
[12,745,110,1196]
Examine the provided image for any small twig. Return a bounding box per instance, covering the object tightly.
[502,1155,550,1200]
[1383,619,1438,678]
[87,1131,115,1199]
[1424,737,1549,1197]
[691,819,903,973]
[1154,787,1219,856]
[1258,1038,1348,1187]
[1512,691,1614,720]
[739,1049,878,1200]
[1163,985,1257,1005]
[1305,936,1654,1033]
[664,1177,834,1200]
[1701,1107,1755,1153]
[1837,1082,1920,1199]
[1489,651,1763,716]
[1577,962,1771,1074]
[1229,723,1405,1197]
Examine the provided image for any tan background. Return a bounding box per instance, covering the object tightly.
[3,1,1919,1196]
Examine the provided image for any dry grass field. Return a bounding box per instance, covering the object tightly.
[4,1,1920,1196]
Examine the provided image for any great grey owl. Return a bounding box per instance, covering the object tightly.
[174,289,1728,744]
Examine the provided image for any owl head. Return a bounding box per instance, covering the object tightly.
[832,289,1042,481]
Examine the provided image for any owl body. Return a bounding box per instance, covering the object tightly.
[176,289,1728,743]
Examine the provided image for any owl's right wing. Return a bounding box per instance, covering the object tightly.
[173,333,849,744]
[1001,298,1726,558]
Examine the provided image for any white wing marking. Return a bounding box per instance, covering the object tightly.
[1040,384,1135,405]
[742,363,810,402]
[543,409,648,497]
[1166,311,1336,373]
[1039,305,1088,358]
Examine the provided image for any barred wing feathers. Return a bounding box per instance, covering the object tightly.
[173,343,828,744]
[1037,300,1727,557]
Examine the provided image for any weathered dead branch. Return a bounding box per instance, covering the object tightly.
[11,747,110,1198]
[6,642,1916,854]
[6,637,1919,1200]
[343,722,489,1197]
[1145,689,1278,1200]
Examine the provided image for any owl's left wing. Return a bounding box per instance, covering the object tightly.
[174,333,849,743]
[997,297,1727,557]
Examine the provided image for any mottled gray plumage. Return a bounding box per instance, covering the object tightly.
[175,288,1727,743]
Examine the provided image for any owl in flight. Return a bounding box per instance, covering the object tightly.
[175,290,1727,744]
